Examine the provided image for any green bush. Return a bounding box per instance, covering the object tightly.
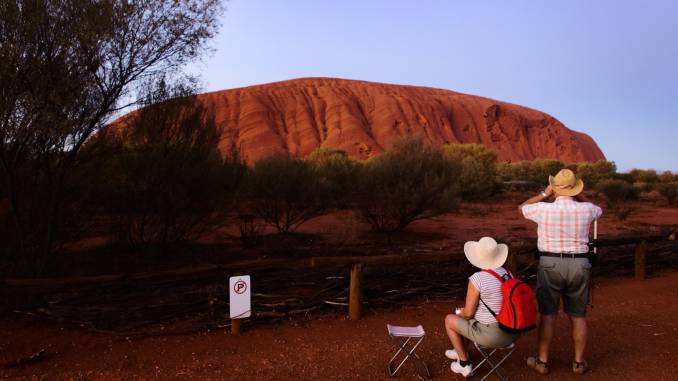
[613,172,635,183]
[656,182,678,206]
[92,94,245,248]
[576,161,617,187]
[240,155,328,233]
[306,148,359,208]
[659,171,677,184]
[596,179,638,220]
[534,160,566,183]
[441,144,497,199]
[354,137,461,232]
[629,169,659,184]
[497,159,564,185]
[497,161,527,182]
[597,179,637,204]
[633,182,654,193]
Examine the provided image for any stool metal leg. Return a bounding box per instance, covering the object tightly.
[388,337,412,376]
[473,342,515,381]
[411,351,431,379]
[482,346,514,381]
[472,346,498,373]
[387,336,430,378]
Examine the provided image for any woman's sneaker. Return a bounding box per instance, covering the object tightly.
[445,349,459,360]
[450,361,473,377]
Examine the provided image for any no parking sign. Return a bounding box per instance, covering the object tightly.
[229,275,251,319]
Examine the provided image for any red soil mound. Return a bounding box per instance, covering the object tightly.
[122,77,606,163]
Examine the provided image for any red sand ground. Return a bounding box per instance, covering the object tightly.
[292,196,677,251]
[2,271,677,380]
[58,194,678,277]
[5,195,676,380]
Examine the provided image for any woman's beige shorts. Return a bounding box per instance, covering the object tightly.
[454,318,518,348]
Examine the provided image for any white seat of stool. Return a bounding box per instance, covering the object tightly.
[387,324,425,337]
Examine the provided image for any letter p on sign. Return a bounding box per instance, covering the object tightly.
[229,275,251,319]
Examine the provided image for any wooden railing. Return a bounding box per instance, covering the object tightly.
[3,231,676,329]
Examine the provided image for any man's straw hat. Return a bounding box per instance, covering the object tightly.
[463,237,508,270]
[549,168,584,197]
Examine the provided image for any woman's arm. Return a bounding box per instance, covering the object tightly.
[460,280,480,319]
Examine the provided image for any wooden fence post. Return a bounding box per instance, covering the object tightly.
[634,240,647,281]
[231,318,241,335]
[349,264,363,321]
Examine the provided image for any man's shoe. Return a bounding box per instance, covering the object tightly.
[573,360,589,374]
[450,361,473,377]
[445,349,459,360]
[526,356,549,375]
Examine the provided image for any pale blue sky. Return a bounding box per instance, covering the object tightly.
[188,0,678,171]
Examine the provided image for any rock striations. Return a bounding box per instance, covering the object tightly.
[134,77,606,163]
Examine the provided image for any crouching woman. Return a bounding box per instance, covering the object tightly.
[444,237,519,377]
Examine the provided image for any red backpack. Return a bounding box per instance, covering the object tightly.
[479,269,537,334]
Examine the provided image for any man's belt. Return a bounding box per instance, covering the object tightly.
[539,252,589,258]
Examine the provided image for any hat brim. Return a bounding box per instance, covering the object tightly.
[549,176,584,197]
[463,241,509,270]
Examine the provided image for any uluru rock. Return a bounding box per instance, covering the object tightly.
[123,77,606,163]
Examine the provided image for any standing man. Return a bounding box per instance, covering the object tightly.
[520,169,602,375]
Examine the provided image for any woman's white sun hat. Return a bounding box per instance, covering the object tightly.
[464,237,509,270]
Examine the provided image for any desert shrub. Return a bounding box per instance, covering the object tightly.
[612,172,635,183]
[596,179,638,220]
[632,182,655,193]
[92,83,245,248]
[499,180,542,193]
[659,171,677,183]
[497,161,530,182]
[640,190,665,206]
[354,137,461,232]
[236,213,266,247]
[306,148,360,208]
[240,155,328,234]
[576,161,617,187]
[656,182,678,206]
[497,159,564,185]
[629,169,659,184]
[532,159,566,184]
[597,179,637,205]
[442,144,497,199]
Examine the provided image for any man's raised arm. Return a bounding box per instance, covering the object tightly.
[519,185,554,211]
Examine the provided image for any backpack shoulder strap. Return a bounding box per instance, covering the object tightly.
[478,269,514,317]
[482,269,510,282]
[479,297,497,317]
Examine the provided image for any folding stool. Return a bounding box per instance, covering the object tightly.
[386,324,431,378]
[472,341,516,381]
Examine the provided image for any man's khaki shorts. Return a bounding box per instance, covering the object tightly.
[454,318,518,348]
[536,256,592,317]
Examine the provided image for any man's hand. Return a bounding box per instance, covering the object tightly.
[520,186,552,209]
[544,185,554,198]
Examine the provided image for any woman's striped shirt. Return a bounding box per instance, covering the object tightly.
[469,267,510,324]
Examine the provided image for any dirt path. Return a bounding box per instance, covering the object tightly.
[2,271,678,380]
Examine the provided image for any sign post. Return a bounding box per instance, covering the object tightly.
[229,275,251,334]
